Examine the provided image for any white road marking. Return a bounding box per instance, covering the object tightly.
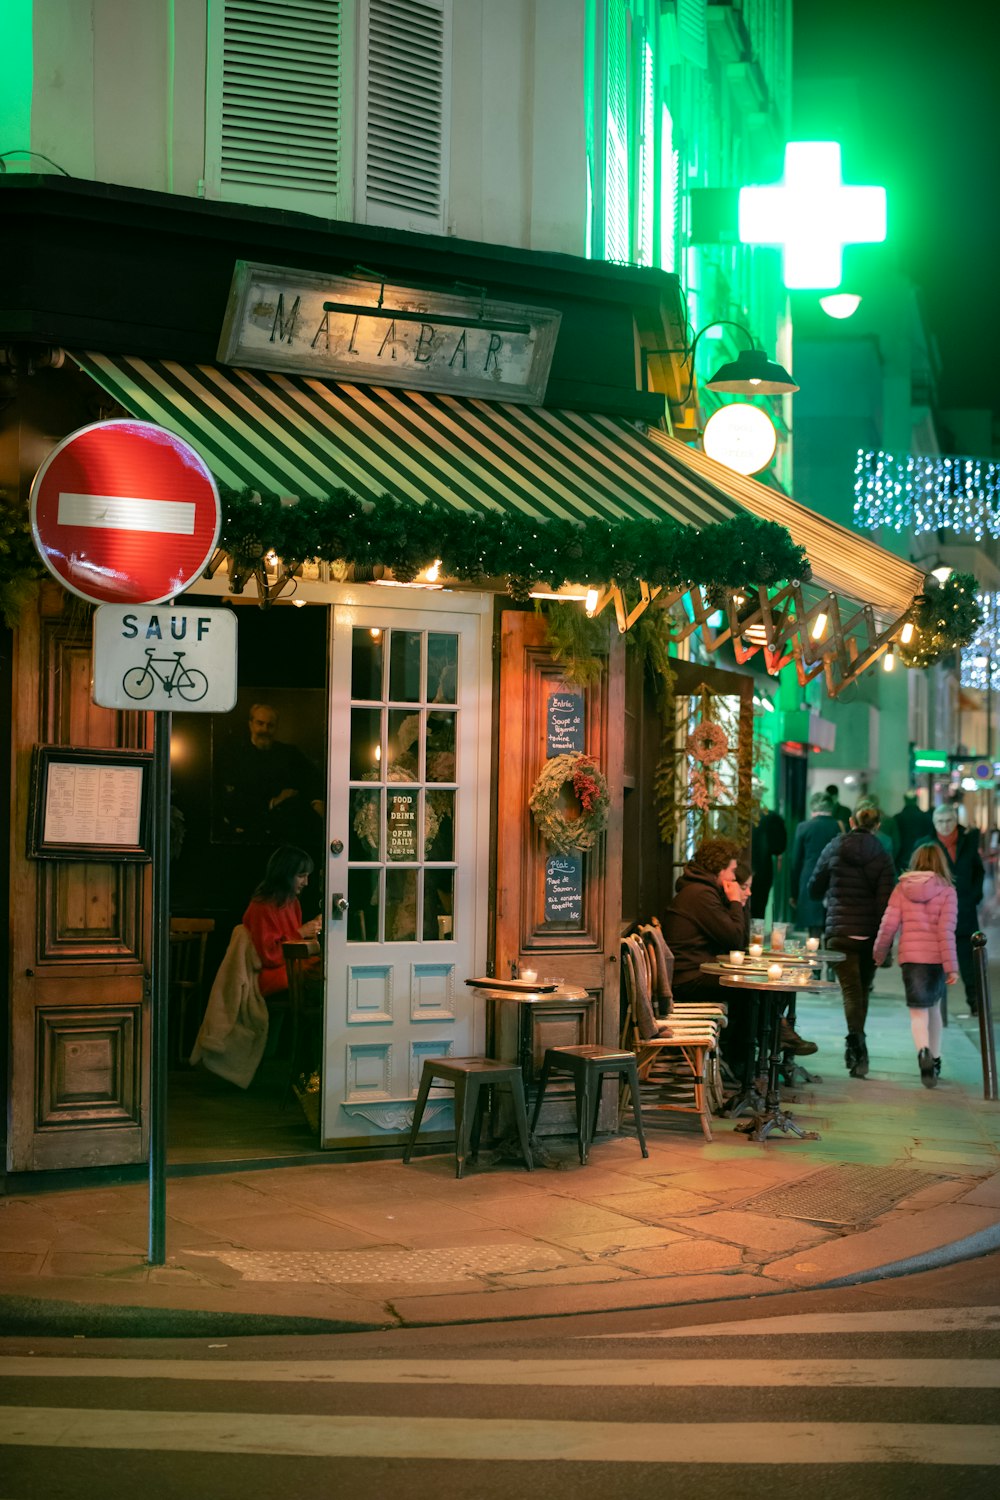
[590,1307,1000,1338]
[57,493,196,535]
[2,1356,1000,1389]
[1,1410,998,1464]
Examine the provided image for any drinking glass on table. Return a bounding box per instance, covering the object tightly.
[770,921,788,952]
[750,918,765,945]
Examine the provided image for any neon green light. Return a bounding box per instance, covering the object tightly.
[0,0,33,152]
[739,142,887,290]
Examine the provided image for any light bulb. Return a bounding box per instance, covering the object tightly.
[424,559,442,583]
[370,627,381,639]
[811,611,828,641]
[900,621,915,644]
[374,744,382,762]
[584,588,599,616]
[883,646,896,672]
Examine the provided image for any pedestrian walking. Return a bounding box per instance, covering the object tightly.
[825,783,852,832]
[895,791,934,870]
[918,804,985,1015]
[873,843,958,1088]
[808,802,895,1078]
[750,802,787,919]
[788,791,841,937]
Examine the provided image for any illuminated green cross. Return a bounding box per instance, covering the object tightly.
[739,142,887,289]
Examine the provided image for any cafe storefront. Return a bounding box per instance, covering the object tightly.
[1,176,925,1180]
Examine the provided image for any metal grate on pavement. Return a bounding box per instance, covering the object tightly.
[736,1164,952,1226]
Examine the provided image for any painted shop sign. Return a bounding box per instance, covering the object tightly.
[218,262,562,405]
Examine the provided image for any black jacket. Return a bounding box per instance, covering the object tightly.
[896,800,934,869]
[662,862,747,986]
[917,828,984,934]
[789,813,841,927]
[808,828,895,940]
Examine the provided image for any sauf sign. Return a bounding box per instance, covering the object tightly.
[218,261,561,405]
[92,605,238,714]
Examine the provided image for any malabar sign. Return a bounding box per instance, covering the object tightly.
[218,262,561,405]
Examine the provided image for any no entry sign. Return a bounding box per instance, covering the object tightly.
[29,419,221,605]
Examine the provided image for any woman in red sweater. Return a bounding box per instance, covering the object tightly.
[242,845,321,997]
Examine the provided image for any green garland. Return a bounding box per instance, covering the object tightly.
[529,753,610,852]
[217,486,810,595]
[899,572,982,669]
[0,501,46,628]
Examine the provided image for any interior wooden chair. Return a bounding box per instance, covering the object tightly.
[619,936,723,1141]
[280,940,324,1103]
[168,917,215,1063]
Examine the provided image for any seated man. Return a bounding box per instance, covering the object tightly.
[663,837,754,1079]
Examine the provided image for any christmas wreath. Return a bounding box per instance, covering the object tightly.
[528,753,610,853]
[685,720,729,764]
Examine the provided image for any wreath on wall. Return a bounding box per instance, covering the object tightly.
[528,753,610,853]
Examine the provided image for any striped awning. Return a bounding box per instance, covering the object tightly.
[73,353,923,620]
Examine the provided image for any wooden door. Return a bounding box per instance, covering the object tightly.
[495,611,625,1094]
[6,585,151,1172]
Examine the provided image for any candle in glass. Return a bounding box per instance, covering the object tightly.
[749,943,763,959]
[767,962,783,981]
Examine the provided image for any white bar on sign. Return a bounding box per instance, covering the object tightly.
[57,492,197,536]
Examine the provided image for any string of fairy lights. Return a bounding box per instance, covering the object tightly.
[854,450,1000,538]
[960,591,1000,692]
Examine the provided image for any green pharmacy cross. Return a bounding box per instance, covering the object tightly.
[739,142,887,289]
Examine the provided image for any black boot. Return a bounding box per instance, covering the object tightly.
[933,1056,942,1078]
[846,1031,869,1079]
[918,1047,937,1088]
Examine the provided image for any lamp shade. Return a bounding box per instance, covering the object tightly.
[704,347,799,395]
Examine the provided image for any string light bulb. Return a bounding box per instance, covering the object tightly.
[810,611,828,641]
[900,620,915,644]
[883,645,896,672]
[584,588,600,616]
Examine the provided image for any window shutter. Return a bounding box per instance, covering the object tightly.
[604,0,630,262]
[635,35,655,268]
[677,0,707,69]
[358,0,451,233]
[210,0,347,213]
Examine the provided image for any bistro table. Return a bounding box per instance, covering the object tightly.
[701,958,841,1142]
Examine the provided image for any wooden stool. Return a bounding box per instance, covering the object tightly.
[531,1044,648,1165]
[403,1056,534,1179]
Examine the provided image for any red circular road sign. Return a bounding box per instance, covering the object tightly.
[29,419,222,605]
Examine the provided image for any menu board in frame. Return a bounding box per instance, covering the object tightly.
[27,745,154,861]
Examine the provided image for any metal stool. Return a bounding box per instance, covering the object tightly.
[403,1056,534,1179]
[531,1044,648,1165]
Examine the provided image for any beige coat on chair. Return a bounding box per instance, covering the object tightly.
[190,925,268,1088]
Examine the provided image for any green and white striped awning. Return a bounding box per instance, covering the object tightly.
[72,353,923,619]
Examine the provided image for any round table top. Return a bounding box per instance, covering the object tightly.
[708,966,841,993]
[737,948,845,964]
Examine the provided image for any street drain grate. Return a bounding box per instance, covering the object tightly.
[737,1165,950,1226]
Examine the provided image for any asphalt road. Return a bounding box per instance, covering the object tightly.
[2,1252,1000,1498]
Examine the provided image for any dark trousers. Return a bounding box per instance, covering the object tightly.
[826,935,876,1034]
[957,932,976,1006]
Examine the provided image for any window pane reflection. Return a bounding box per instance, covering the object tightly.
[426,711,456,782]
[426,790,454,860]
[349,706,382,780]
[385,868,418,941]
[351,627,384,700]
[427,633,458,703]
[424,869,455,941]
[389,631,422,702]
[387,708,421,778]
[347,868,380,943]
[349,788,381,861]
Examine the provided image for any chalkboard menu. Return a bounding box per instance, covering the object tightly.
[544,852,583,923]
[546,690,585,756]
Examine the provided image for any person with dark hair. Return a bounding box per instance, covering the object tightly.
[917,803,985,1014]
[873,842,958,1088]
[749,803,787,919]
[789,791,841,937]
[242,845,321,998]
[895,791,934,871]
[219,702,325,853]
[663,836,753,1076]
[809,802,895,1078]
[825,784,852,832]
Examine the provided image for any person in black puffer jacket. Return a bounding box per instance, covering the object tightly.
[809,802,895,1077]
[663,837,753,1077]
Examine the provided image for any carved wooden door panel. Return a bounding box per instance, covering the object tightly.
[495,611,624,1093]
[7,586,150,1172]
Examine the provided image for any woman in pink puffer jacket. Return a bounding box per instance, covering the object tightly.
[873,842,958,1088]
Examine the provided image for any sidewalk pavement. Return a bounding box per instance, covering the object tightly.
[2,969,999,1336]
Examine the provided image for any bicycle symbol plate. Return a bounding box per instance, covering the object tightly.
[92,605,238,713]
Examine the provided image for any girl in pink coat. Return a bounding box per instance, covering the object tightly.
[873,842,958,1088]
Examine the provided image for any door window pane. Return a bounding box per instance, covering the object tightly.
[387,708,421,778]
[427,633,458,703]
[349,707,382,780]
[424,869,455,941]
[386,785,420,862]
[350,788,381,860]
[385,868,418,941]
[426,711,456,782]
[351,626,384,700]
[347,868,380,943]
[426,790,454,860]
[389,630,422,702]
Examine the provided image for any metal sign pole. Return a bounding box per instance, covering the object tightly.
[148,708,172,1265]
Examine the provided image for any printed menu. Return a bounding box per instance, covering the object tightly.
[42,762,144,847]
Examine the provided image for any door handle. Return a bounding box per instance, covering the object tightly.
[331,892,349,918]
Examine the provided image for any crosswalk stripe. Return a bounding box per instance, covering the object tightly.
[2,1409,999,1465]
[592,1308,1000,1338]
[2,1356,999,1389]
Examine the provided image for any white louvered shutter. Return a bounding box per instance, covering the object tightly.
[357,0,451,233]
[604,0,630,263]
[208,0,348,215]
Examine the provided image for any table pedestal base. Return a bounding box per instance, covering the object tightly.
[734,1101,820,1142]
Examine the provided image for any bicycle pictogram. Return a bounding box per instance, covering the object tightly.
[121,648,209,703]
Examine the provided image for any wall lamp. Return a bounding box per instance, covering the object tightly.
[641,319,799,400]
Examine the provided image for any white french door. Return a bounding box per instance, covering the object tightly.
[322,601,489,1144]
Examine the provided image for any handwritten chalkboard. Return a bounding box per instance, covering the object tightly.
[544,853,583,923]
[547,690,585,756]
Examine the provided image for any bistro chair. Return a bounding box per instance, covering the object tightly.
[168,917,215,1064]
[280,940,324,1102]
